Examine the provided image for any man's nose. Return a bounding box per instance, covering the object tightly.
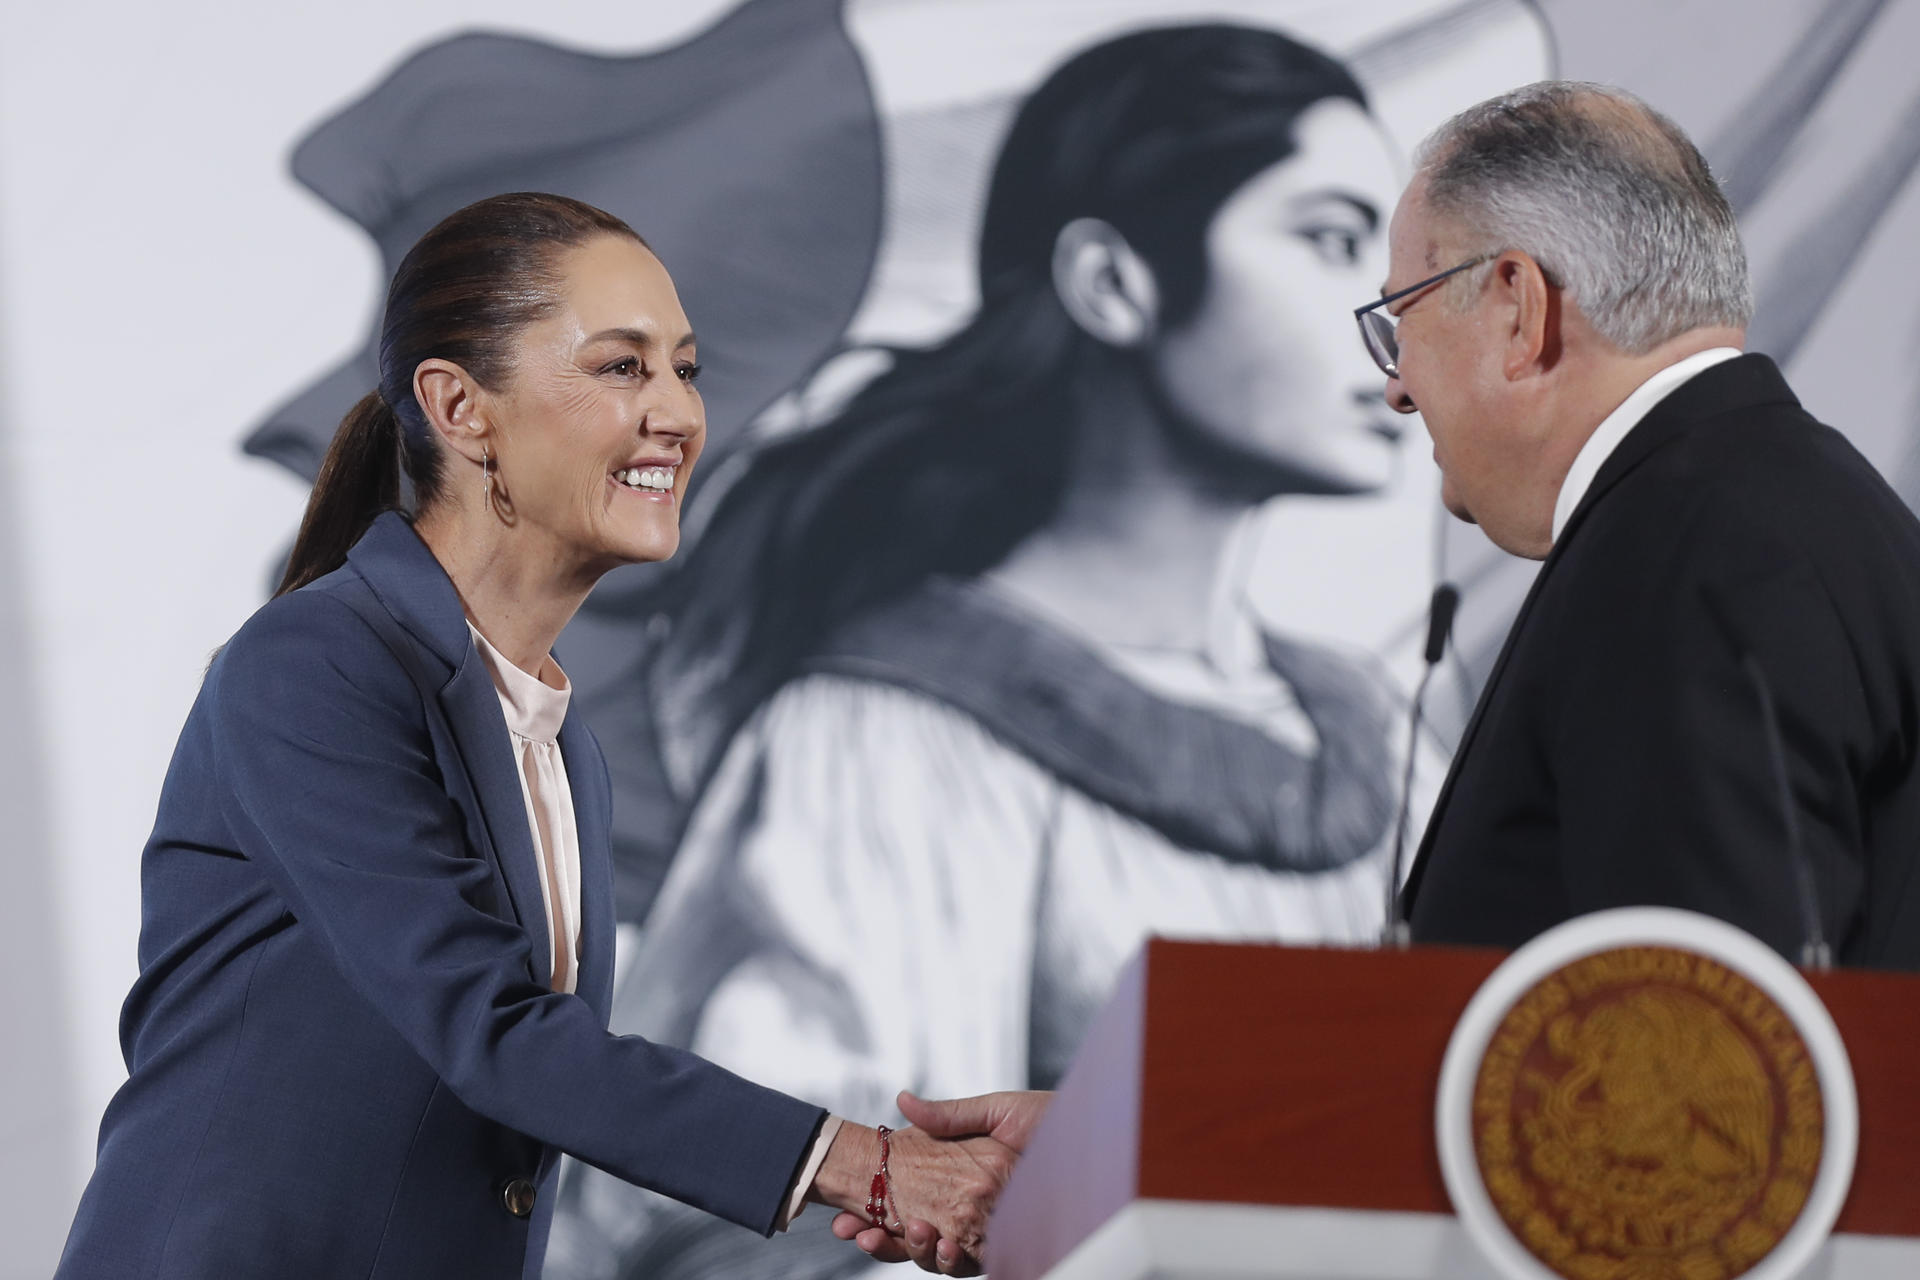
[1385,375,1417,415]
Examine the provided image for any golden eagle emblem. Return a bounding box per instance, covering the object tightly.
[1472,946,1823,1279]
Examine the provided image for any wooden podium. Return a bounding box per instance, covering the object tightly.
[986,939,1920,1279]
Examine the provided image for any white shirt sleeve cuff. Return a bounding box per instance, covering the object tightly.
[776,1113,845,1231]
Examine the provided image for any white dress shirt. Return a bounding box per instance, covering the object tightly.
[1551,347,1744,545]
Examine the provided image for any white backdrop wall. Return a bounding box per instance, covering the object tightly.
[3,2,1916,1277]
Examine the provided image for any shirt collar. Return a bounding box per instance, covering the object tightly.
[466,621,571,744]
[1550,346,1744,545]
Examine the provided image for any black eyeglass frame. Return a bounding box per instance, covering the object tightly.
[1353,255,1490,378]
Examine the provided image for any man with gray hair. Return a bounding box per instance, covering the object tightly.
[1371,81,1920,968]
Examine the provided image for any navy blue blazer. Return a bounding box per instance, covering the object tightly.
[57,513,824,1279]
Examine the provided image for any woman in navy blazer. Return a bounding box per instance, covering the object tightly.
[55,193,1011,1279]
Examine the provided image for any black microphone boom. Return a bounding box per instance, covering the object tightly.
[1424,584,1461,665]
[1384,583,1460,946]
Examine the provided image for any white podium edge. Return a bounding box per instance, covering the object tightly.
[1035,1201,1918,1280]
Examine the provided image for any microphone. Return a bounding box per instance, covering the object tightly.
[1742,653,1833,970]
[1383,583,1460,946]
[1424,584,1461,666]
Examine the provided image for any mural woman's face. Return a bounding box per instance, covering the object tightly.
[486,234,706,570]
[1150,98,1402,494]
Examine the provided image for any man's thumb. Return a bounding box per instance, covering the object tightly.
[898,1089,988,1137]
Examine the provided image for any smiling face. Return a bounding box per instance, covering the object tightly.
[1149,98,1403,494]
[481,234,705,573]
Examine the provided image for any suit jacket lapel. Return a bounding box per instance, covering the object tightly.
[1398,546,1559,910]
[561,720,616,1022]
[439,657,554,991]
[345,512,553,990]
[1399,355,1803,915]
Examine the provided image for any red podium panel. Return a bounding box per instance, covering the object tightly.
[988,939,1920,1280]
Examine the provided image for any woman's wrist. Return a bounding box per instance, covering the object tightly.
[808,1121,882,1213]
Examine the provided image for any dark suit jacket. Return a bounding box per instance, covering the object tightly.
[57,513,823,1279]
[1405,354,1920,970]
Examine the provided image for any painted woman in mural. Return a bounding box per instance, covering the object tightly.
[595,25,1439,1248]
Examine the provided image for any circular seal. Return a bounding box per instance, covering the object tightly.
[1437,908,1856,1280]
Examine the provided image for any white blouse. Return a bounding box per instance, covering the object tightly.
[467,622,582,995]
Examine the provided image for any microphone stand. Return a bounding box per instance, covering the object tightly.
[1382,584,1459,948]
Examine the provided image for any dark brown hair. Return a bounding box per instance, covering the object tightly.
[274,192,645,596]
[651,25,1367,771]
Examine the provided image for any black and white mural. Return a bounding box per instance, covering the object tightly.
[244,8,1551,1273]
[4,0,1916,1275]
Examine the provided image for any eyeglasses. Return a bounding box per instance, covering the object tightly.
[1353,256,1488,378]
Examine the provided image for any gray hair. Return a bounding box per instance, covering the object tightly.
[1414,81,1752,354]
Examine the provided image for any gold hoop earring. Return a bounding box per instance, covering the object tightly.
[482,443,495,515]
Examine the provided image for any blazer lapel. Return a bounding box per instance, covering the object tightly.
[345,512,553,990]
[560,720,616,1022]
[439,657,554,991]
[1398,548,1557,910]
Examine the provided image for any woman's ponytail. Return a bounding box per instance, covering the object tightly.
[274,391,403,597]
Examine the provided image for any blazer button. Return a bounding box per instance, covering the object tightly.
[501,1177,536,1219]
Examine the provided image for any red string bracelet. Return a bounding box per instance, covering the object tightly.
[865,1125,899,1230]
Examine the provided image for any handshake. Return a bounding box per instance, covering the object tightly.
[807,1089,1051,1275]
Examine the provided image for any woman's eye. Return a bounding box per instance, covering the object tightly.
[676,363,703,384]
[605,357,642,377]
[1300,226,1364,266]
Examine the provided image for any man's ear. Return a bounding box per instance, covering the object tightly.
[1497,251,1559,380]
[1051,217,1160,348]
[414,358,490,464]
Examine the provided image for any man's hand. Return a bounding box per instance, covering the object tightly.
[824,1090,1053,1271]
[898,1089,1052,1152]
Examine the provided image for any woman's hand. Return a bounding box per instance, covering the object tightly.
[816,1089,1054,1272]
[811,1110,1019,1274]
